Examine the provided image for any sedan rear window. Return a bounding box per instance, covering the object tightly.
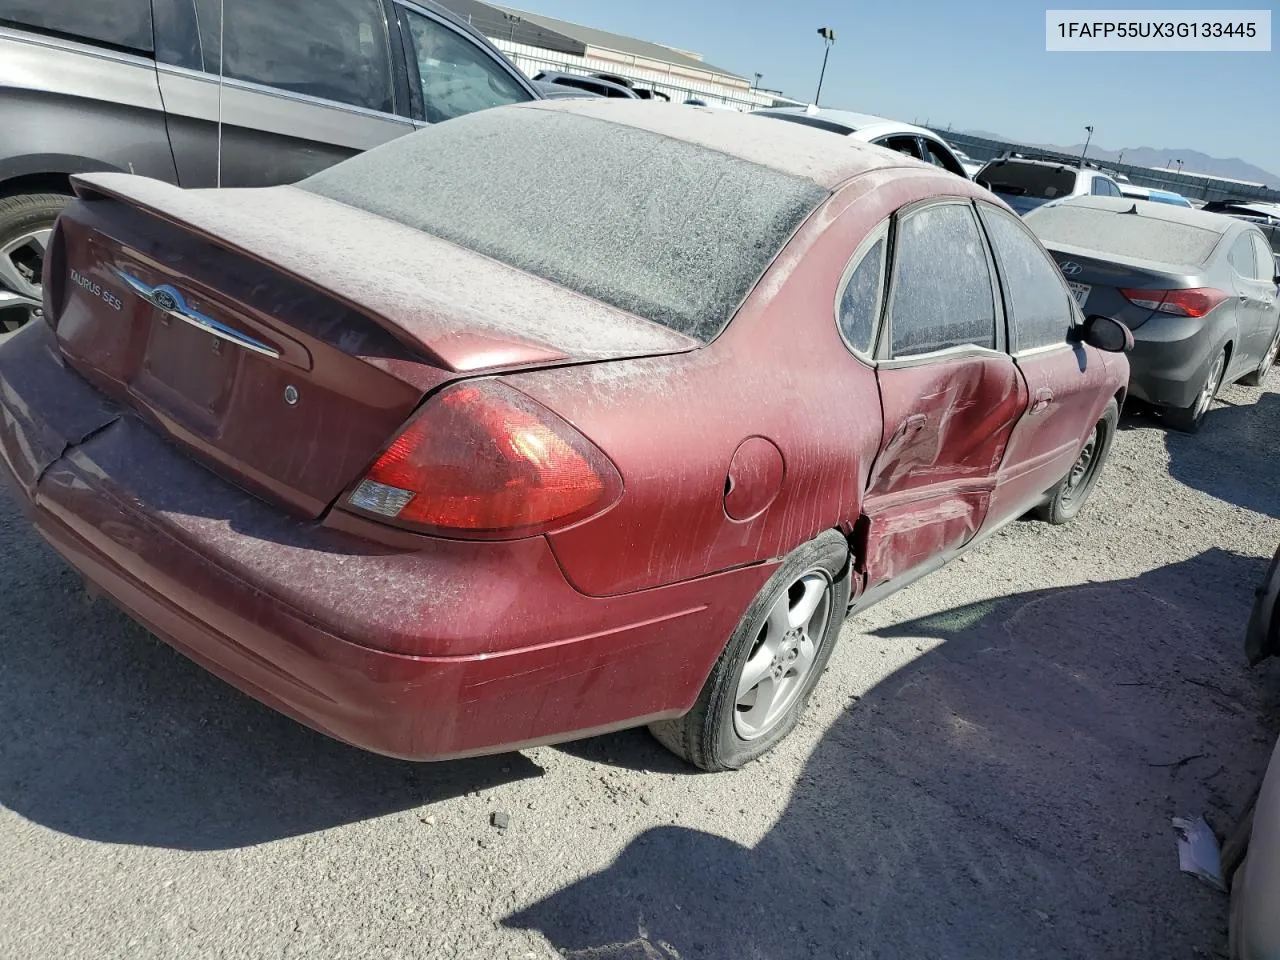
[303,107,828,342]
[979,162,1076,199]
[1026,205,1222,266]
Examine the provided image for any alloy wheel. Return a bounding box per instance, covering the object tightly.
[0,226,51,332]
[1193,350,1227,421]
[734,570,833,741]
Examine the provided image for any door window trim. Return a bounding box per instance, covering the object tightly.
[832,220,889,365]
[877,197,1008,367]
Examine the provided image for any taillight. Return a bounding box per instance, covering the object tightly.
[346,379,622,538]
[1120,287,1228,318]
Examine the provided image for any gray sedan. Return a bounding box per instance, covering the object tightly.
[1026,196,1280,432]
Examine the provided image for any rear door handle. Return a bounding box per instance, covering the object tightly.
[1030,388,1054,415]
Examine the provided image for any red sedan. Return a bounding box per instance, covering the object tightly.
[0,101,1130,770]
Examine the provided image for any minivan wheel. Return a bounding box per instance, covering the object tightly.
[1240,329,1280,387]
[0,194,70,333]
[648,530,850,772]
[1163,347,1227,434]
[1034,398,1118,525]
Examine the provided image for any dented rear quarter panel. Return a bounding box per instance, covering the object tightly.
[514,168,997,597]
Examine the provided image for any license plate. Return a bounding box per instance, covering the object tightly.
[1067,281,1090,308]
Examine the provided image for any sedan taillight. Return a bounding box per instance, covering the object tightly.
[346,380,622,538]
[1120,287,1228,318]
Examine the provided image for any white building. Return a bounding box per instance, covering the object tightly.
[437,1,801,110]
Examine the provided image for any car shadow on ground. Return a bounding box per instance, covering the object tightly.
[507,549,1280,960]
[0,497,541,851]
[1117,383,1280,521]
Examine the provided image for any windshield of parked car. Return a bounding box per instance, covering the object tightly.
[1026,205,1223,265]
[303,106,828,342]
[980,161,1077,199]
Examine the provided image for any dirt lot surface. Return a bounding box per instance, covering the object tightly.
[2,370,1278,960]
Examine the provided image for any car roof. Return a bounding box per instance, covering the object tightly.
[1038,195,1241,233]
[526,100,921,187]
[754,107,943,141]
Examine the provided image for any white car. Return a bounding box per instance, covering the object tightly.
[753,106,971,179]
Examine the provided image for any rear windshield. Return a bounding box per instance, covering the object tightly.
[0,0,153,52]
[303,107,828,341]
[980,161,1076,199]
[1026,205,1222,265]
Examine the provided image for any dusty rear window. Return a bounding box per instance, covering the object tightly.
[0,0,153,52]
[1026,205,1222,266]
[979,161,1077,199]
[302,107,828,342]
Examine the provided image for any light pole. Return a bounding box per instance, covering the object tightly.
[1176,159,1184,175]
[752,72,762,89]
[1080,125,1094,165]
[815,27,835,106]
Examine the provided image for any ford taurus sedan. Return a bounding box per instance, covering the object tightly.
[0,101,1130,770]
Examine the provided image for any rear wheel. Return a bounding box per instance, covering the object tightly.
[1163,347,1227,434]
[1240,328,1280,387]
[648,530,850,771]
[1034,399,1118,525]
[0,193,70,333]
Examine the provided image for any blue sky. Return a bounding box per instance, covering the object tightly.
[510,0,1278,172]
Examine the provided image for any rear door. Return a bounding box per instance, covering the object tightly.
[153,0,415,187]
[1229,231,1274,366]
[861,199,1026,589]
[977,202,1109,522]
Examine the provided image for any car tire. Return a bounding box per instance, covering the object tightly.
[1163,346,1227,434]
[1033,398,1119,525]
[648,530,850,772]
[0,193,71,333]
[1240,328,1280,387]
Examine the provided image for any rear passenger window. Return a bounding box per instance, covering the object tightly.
[404,9,530,123]
[0,0,153,52]
[837,232,886,355]
[1230,235,1260,279]
[889,203,997,357]
[193,0,394,114]
[978,204,1073,351]
[1254,235,1278,281]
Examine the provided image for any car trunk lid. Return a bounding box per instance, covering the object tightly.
[1041,244,1191,329]
[45,175,698,518]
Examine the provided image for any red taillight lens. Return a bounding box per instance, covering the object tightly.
[1120,287,1228,318]
[346,380,622,538]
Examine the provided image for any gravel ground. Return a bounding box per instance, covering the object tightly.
[2,370,1279,960]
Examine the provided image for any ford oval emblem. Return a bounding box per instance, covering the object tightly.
[153,288,179,312]
[1059,261,1083,277]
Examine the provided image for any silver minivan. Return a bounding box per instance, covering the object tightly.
[0,0,539,328]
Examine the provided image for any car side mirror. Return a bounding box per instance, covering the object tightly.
[1072,314,1133,353]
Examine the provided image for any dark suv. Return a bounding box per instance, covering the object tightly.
[0,0,538,328]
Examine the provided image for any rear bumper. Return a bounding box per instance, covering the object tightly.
[1125,312,1224,409]
[0,323,767,759]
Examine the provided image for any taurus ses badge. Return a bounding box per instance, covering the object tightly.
[111,268,281,360]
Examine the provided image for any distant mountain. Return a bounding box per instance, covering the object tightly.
[958,130,1280,188]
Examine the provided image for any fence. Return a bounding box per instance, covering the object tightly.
[491,41,806,113]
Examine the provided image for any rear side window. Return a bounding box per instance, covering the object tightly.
[1229,234,1260,279]
[193,0,394,113]
[0,0,153,52]
[921,138,966,177]
[981,162,1076,200]
[837,232,886,355]
[979,204,1073,351]
[1026,205,1222,267]
[1254,235,1278,279]
[1091,178,1120,197]
[889,203,997,357]
[404,9,530,123]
